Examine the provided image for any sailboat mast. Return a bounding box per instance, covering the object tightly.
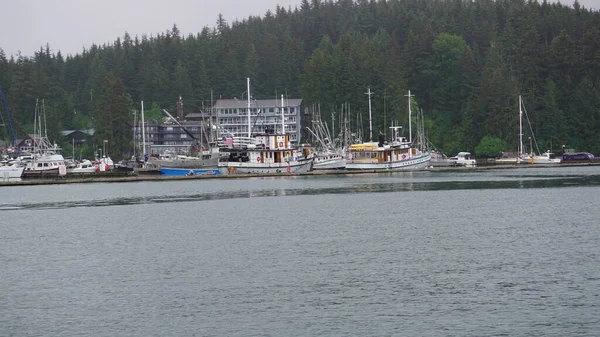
[247,77,251,137]
[365,87,373,142]
[141,100,147,157]
[519,95,523,157]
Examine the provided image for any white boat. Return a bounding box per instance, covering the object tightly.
[306,107,346,171]
[219,78,313,175]
[22,153,67,177]
[430,152,460,167]
[219,133,313,175]
[0,163,24,179]
[21,100,68,177]
[449,152,477,167]
[345,89,431,171]
[313,152,345,170]
[517,96,561,165]
[67,159,97,174]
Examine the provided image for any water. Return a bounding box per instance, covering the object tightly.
[1,166,600,336]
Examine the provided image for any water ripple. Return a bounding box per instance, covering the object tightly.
[1,173,598,211]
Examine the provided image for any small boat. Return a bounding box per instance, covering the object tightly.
[0,163,24,179]
[430,152,460,167]
[449,152,477,167]
[67,159,96,174]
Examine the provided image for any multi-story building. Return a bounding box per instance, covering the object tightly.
[131,97,306,156]
[214,98,303,143]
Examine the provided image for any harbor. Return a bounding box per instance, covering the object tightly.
[3,161,599,186]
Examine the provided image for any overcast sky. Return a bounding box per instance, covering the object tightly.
[0,0,597,57]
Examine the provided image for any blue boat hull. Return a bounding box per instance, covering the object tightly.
[160,168,220,176]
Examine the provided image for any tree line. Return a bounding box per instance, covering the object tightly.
[1,0,599,159]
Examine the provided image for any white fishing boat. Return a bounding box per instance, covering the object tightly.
[517,96,561,165]
[218,78,313,175]
[313,152,345,170]
[306,106,346,171]
[345,89,431,171]
[22,100,67,177]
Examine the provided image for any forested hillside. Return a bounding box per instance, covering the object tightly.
[1,0,599,158]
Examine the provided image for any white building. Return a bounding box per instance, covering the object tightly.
[214,98,303,143]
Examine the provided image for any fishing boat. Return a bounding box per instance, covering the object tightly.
[345,89,431,171]
[218,78,313,175]
[150,149,219,175]
[517,96,561,164]
[22,100,67,177]
[306,107,346,170]
[147,106,220,176]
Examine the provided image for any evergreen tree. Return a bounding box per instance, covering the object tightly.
[94,72,133,160]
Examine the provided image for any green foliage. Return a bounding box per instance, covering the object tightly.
[474,136,509,158]
[2,0,600,155]
[94,72,133,160]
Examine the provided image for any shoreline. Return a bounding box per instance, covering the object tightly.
[2,162,599,186]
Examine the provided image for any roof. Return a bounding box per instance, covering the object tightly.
[214,98,303,109]
[60,129,95,136]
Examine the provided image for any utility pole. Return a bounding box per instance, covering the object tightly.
[365,87,374,142]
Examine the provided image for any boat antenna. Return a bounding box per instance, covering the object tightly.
[281,94,285,135]
[141,100,147,158]
[247,77,251,137]
[405,90,414,144]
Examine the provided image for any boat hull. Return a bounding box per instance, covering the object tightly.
[313,157,346,170]
[0,166,24,178]
[148,157,218,169]
[219,159,313,175]
[160,168,220,176]
[346,153,431,171]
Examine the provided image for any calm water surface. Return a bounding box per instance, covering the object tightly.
[1,166,600,336]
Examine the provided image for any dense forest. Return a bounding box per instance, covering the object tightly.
[1,0,600,159]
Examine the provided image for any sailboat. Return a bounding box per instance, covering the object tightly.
[345,89,431,170]
[517,96,561,165]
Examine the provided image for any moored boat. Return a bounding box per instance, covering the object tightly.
[345,89,431,171]
[0,163,24,179]
[218,131,313,175]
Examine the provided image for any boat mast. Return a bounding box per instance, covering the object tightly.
[281,94,285,135]
[365,87,373,142]
[247,77,251,137]
[141,100,146,157]
[405,90,414,144]
[519,95,523,157]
